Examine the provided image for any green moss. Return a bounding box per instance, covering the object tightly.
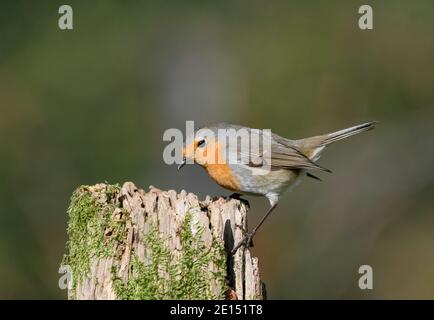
[113,220,174,300]
[113,212,227,300]
[62,184,227,300]
[173,212,227,299]
[61,183,124,298]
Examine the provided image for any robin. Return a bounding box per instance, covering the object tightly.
[178,121,376,254]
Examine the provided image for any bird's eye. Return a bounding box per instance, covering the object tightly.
[197,139,206,148]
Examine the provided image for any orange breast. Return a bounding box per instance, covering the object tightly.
[205,164,240,191]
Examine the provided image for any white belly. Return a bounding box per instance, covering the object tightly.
[230,164,301,196]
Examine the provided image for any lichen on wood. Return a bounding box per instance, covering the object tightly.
[61,182,265,300]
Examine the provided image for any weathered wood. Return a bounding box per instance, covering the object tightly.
[62,182,265,300]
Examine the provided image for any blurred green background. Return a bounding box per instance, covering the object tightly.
[1,0,434,299]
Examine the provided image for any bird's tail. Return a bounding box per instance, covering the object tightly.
[297,121,376,160]
[319,121,376,146]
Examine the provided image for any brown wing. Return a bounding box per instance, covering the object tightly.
[269,133,331,171]
[232,129,331,172]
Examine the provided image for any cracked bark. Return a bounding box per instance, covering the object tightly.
[66,182,266,300]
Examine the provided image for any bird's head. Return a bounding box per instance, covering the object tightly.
[179,126,222,169]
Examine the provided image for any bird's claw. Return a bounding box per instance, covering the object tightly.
[230,232,254,255]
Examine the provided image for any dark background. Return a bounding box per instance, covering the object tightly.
[1,1,433,299]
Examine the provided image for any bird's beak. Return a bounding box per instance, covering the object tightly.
[178,157,186,170]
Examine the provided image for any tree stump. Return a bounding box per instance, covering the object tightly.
[61,182,266,300]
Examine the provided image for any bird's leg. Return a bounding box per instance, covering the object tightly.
[231,203,277,255]
[234,223,254,247]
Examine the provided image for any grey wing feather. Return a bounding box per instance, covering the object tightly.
[219,122,375,172]
[231,129,331,172]
[269,133,331,172]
